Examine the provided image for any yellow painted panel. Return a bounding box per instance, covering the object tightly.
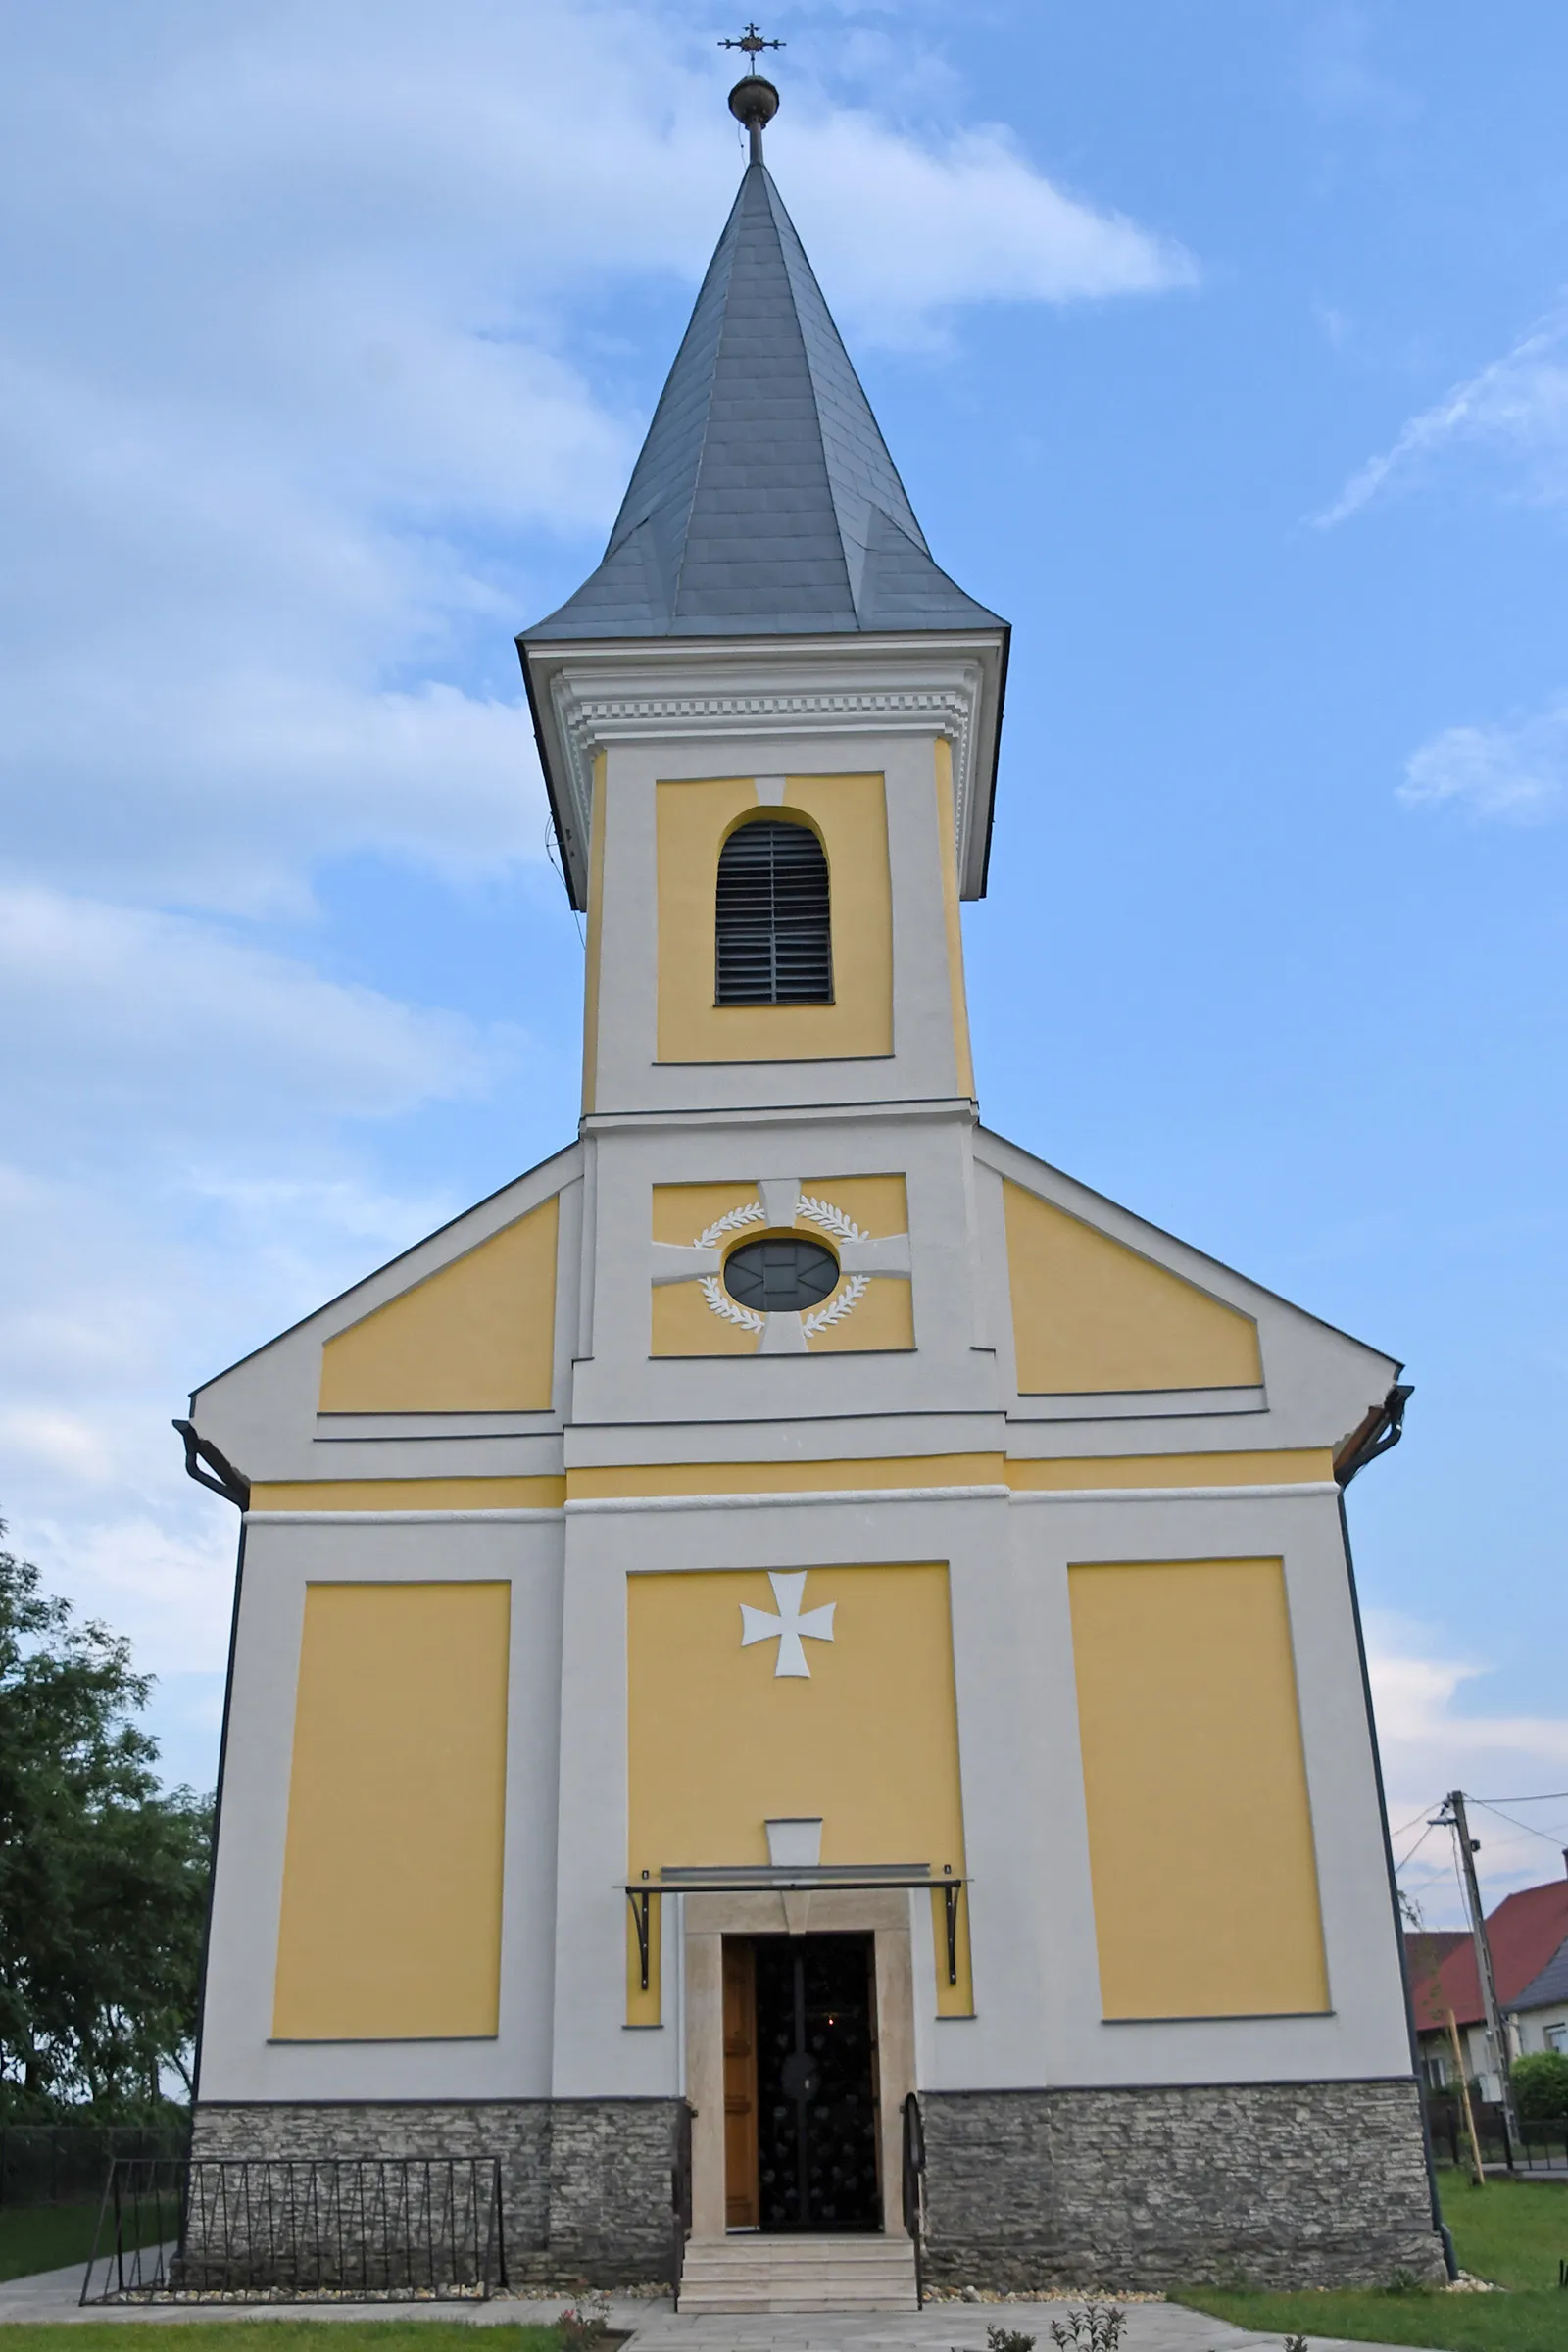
[651,1280,759,1357]
[581,750,607,1115]
[273,1582,510,2039]
[804,1275,914,1353]
[572,1454,1003,1502]
[627,1564,964,1883]
[1003,1183,1261,1395]
[625,1890,662,2028]
[318,1197,560,1413]
[651,1183,762,1245]
[1008,1450,1333,1492]
[799,1174,907,1238]
[933,739,975,1097]
[251,1478,564,1512]
[1068,1558,1328,2019]
[656,775,892,1063]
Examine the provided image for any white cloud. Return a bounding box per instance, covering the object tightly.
[1367,1611,1568,1925]
[0,886,501,1138]
[0,1,1191,911]
[1399,702,1568,823]
[0,0,1193,1793]
[778,118,1195,346]
[1314,305,1568,528]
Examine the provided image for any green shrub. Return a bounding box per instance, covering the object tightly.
[1508,2049,1568,2119]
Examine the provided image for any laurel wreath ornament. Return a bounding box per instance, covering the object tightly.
[801,1274,870,1336]
[697,1275,764,1334]
[690,1191,874,1342]
[795,1195,868,1244]
[695,1200,766,1249]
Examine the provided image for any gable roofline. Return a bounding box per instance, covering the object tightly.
[187,1138,582,1406]
[973,1122,1405,1388]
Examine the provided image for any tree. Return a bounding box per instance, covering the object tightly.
[1511,2049,1568,2121]
[0,1525,212,2113]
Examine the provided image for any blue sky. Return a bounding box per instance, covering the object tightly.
[2,1,1565,1926]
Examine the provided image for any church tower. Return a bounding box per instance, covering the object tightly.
[179,70,1446,2301]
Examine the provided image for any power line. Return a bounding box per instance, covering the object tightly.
[1473,1789,1568,1805]
[1469,1795,1568,1847]
[1394,1821,1440,1874]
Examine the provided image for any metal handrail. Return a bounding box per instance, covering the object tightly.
[900,2091,925,2309]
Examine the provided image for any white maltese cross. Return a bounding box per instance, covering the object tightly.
[739,1571,836,1679]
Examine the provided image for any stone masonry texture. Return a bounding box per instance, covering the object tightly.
[191,2099,683,2287]
[920,2080,1446,2290]
[194,2079,1443,2292]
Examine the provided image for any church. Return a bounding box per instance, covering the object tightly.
[178,66,1447,2303]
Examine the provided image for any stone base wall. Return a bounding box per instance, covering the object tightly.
[920,2079,1446,2290]
[194,2078,1444,2293]
[190,2099,683,2287]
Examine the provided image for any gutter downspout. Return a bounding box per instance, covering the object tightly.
[173,1416,250,2125]
[1334,1383,1456,2279]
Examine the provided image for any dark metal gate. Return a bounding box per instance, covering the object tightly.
[754,1933,880,2231]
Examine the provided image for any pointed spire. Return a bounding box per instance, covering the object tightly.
[524,91,1003,644]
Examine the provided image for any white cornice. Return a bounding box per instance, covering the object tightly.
[527,632,1004,903]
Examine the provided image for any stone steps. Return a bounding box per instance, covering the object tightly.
[676,2232,919,2313]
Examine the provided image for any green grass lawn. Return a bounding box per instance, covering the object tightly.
[0,2332,562,2352]
[1171,2176,1568,2352]
[0,2199,172,2285]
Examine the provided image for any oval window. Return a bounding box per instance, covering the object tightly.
[723,1235,840,1314]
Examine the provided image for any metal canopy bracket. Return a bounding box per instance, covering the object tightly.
[620,1866,966,1987]
[942,1882,961,1988]
[626,1887,654,1993]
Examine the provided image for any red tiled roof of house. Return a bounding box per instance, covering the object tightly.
[1407,1880,1568,2033]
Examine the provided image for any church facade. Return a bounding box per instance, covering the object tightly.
[181,83,1446,2296]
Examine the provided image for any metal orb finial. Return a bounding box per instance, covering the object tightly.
[720,24,783,163]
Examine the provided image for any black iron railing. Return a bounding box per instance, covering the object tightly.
[901,2090,925,2309]
[0,2123,187,2212]
[81,2157,506,2303]
[1427,2101,1568,2172]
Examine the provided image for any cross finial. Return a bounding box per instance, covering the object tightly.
[721,24,783,165]
[720,22,784,66]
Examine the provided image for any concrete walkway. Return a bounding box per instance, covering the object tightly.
[0,2261,1456,2352]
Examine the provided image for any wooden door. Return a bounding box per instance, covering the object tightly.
[722,1937,759,2228]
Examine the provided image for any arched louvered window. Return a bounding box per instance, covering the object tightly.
[714,818,832,1005]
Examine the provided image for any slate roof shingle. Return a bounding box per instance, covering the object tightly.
[524,161,1004,641]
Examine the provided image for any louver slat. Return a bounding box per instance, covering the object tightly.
[714,820,833,1005]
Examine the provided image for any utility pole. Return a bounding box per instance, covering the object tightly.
[1441,1789,1520,2160]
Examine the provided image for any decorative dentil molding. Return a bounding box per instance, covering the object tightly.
[548,674,981,878]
